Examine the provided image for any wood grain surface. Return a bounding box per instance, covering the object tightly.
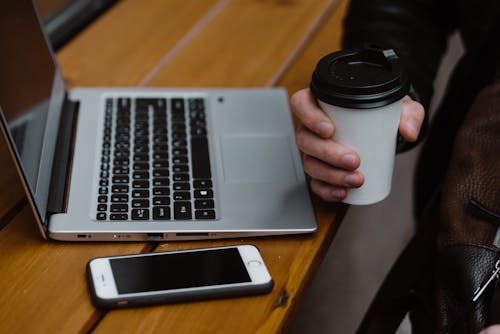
[0,0,350,332]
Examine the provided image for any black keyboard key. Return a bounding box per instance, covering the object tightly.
[195,199,215,209]
[153,169,169,177]
[111,194,129,203]
[132,180,149,189]
[113,166,129,175]
[133,154,149,162]
[173,192,190,201]
[194,180,212,188]
[173,173,189,182]
[98,186,108,195]
[97,204,107,211]
[112,185,129,193]
[96,212,107,220]
[132,209,149,220]
[132,189,149,198]
[110,213,128,220]
[100,171,109,179]
[153,152,168,160]
[153,160,169,169]
[153,206,171,220]
[153,187,170,196]
[133,162,149,171]
[153,196,169,206]
[173,156,188,164]
[112,175,129,184]
[173,165,188,173]
[111,204,128,213]
[171,98,185,113]
[113,158,130,166]
[172,139,187,147]
[133,171,149,180]
[132,199,150,208]
[98,195,108,203]
[195,210,216,219]
[173,182,190,191]
[153,178,169,187]
[99,179,109,186]
[194,189,213,199]
[174,201,192,220]
[191,137,211,179]
[172,148,187,156]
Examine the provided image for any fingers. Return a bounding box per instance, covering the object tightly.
[291,88,364,202]
[303,155,364,188]
[290,88,335,138]
[296,125,360,170]
[399,96,425,142]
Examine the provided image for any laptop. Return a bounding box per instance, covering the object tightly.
[0,0,317,241]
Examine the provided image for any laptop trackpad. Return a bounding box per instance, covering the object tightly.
[220,136,297,183]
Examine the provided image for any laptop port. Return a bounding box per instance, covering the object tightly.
[146,233,164,240]
[175,232,209,237]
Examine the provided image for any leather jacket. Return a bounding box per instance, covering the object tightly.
[341,0,500,218]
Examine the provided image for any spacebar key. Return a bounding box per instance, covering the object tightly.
[191,137,211,179]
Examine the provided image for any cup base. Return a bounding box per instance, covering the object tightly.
[342,189,390,206]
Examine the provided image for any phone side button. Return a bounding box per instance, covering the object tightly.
[117,300,129,306]
[247,260,262,267]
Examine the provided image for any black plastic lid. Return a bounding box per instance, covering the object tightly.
[310,47,410,109]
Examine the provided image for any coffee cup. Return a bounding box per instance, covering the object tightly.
[310,47,409,205]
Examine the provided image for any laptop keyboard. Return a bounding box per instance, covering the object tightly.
[95,96,216,221]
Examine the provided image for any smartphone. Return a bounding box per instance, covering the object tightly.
[86,245,274,309]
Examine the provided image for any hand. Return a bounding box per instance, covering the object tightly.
[290,88,424,202]
[479,325,500,334]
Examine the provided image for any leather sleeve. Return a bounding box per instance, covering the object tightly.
[342,0,454,111]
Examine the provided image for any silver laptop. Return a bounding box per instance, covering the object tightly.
[0,1,316,241]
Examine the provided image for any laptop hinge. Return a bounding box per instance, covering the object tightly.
[47,94,79,214]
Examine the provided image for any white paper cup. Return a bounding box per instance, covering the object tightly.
[310,47,409,205]
[318,99,402,204]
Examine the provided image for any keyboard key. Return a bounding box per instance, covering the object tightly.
[153,178,169,186]
[132,199,150,208]
[153,196,170,206]
[97,204,107,211]
[173,165,188,173]
[98,186,108,195]
[133,171,149,180]
[96,212,107,220]
[112,175,129,184]
[110,213,128,220]
[98,195,108,203]
[111,204,128,213]
[132,180,149,189]
[153,187,170,196]
[112,185,129,193]
[174,201,192,220]
[194,180,212,188]
[173,182,190,191]
[111,194,129,203]
[191,137,211,179]
[153,169,169,177]
[132,209,149,220]
[173,173,189,182]
[194,189,213,199]
[133,162,149,171]
[195,210,216,219]
[195,199,214,209]
[132,189,149,198]
[173,192,191,201]
[99,179,109,186]
[153,160,169,168]
[153,206,171,220]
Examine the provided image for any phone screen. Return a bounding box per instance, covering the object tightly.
[110,248,251,294]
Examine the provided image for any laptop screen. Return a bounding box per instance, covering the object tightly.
[0,0,66,223]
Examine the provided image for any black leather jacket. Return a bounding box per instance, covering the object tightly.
[342,0,500,218]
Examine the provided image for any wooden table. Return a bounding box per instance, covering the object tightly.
[0,0,350,332]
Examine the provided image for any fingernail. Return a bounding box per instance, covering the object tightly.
[342,154,357,168]
[317,121,332,136]
[344,174,360,186]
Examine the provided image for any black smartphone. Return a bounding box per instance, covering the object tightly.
[86,245,274,309]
